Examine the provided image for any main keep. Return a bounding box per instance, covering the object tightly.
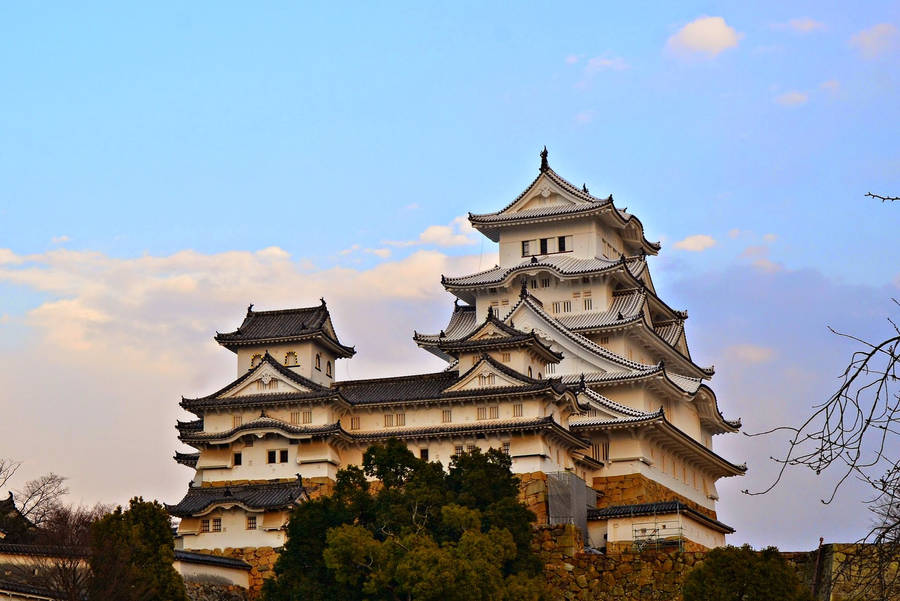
[169,149,745,560]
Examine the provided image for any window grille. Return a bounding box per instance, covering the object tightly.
[442,409,452,423]
[395,413,406,426]
[247,516,257,530]
[201,519,210,533]
[302,410,312,424]
[384,414,394,427]
[477,407,487,420]
[350,416,360,430]
[291,411,301,424]
[489,406,499,419]
[233,415,242,428]
[502,441,511,455]
[212,518,222,533]
[513,403,523,417]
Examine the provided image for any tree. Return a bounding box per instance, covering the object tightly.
[88,497,187,601]
[263,440,545,601]
[15,473,69,527]
[682,545,812,601]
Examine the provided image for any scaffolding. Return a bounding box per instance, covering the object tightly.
[631,507,685,552]
[547,471,595,541]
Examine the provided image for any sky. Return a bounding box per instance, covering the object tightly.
[1,2,899,550]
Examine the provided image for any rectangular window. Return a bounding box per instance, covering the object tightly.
[584,298,593,311]
[530,279,537,289]
[384,414,394,427]
[501,299,509,306]
[233,415,242,428]
[599,336,609,345]
[488,287,497,293]
[395,413,406,427]
[279,449,289,463]
[477,407,487,420]
[247,516,257,530]
[501,352,510,362]
[490,300,499,308]
[552,301,561,314]
[562,300,571,312]
[267,450,276,464]
[546,363,556,374]
[212,518,222,533]
[419,448,429,461]
[602,440,610,461]
[350,416,360,430]
[539,238,548,254]
[573,292,581,299]
[302,410,312,424]
[513,403,523,417]
[540,278,550,288]
[290,411,301,424]
[233,452,242,466]
[502,441,511,455]
[442,409,452,423]
[466,443,476,453]
[200,519,210,533]
[454,445,464,457]
[521,240,531,256]
[489,406,499,419]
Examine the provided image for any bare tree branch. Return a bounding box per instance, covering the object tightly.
[866,192,899,202]
[14,473,69,527]
[0,457,22,491]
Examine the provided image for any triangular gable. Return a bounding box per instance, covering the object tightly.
[222,360,314,398]
[504,296,645,374]
[505,173,591,214]
[321,315,338,342]
[443,357,535,392]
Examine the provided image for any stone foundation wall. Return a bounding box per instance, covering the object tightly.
[185,582,251,601]
[592,474,716,519]
[518,471,549,524]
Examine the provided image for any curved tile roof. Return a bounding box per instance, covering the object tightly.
[167,480,307,517]
[179,416,342,444]
[587,501,735,534]
[442,254,645,288]
[556,288,646,330]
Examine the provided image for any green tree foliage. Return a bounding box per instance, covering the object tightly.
[88,497,187,601]
[263,440,545,601]
[682,544,812,601]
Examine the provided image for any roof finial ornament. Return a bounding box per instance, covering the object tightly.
[579,373,586,391]
[540,146,549,172]
[320,297,326,306]
[439,330,445,338]
[454,298,459,307]
[487,305,494,319]
[247,303,254,315]
[530,255,538,264]
[582,183,589,193]
[520,280,528,298]
[617,311,624,321]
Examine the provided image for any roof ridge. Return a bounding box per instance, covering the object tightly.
[336,370,455,387]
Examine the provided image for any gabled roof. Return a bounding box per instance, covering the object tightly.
[181,352,337,413]
[215,300,355,358]
[556,288,646,330]
[422,307,563,363]
[447,353,570,396]
[587,501,735,534]
[167,479,307,517]
[467,149,660,254]
[0,493,36,543]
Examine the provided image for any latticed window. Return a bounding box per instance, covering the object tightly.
[395,413,406,427]
[212,518,222,533]
[284,351,298,366]
[502,441,511,455]
[200,519,210,533]
[546,363,556,374]
[513,403,523,417]
[584,298,592,310]
[384,414,394,427]
[350,416,360,430]
[302,410,312,424]
[233,415,242,428]
[454,445,464,456]
[551,301,561,313]
[291,411,301,424]
[501,352,511,362]
[562,300,572,312]
[466,443,476,453]
[477,407,487,420]
[489,406,499,419]
[246,516,257,530]
[441,409,452,423]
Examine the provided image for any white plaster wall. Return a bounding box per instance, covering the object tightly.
[497,219,603,266]
[181,508,286,549]
[600,514,726,549]
[234,341,337,386]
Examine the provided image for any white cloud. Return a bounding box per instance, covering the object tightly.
[666,16,743,58]
[728,228,742,239]
[564,54,581,65]
[763,233,777,243]
[819,80,840,93]
[384,215,477,248]
[51,235,71,244]
[585,55,629,73]
[404,203,421,211]
[775,91,808,106]
[725,343,776,364]
[741,245,781,272]
[850,23,898,58]
[365,248,392,259]
[339,244,361,256]
[771,18,826,33]
[0,249,25,265]
[574,110,595,125]
[673,234,717,252]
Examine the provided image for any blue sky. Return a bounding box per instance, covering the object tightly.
[1,3,899,549]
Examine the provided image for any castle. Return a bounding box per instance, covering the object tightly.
[169,149,745,561]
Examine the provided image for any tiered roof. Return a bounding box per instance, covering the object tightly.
[215,300,355,358]
[467,148,660,255]
[587,501,735,534]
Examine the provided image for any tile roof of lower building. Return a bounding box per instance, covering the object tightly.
[556,288,646,331]
[167,480,307,517]
[442,254,645,288]
[0,579,58,599]
[178,416,342,444]
[587,501,735,534]
[174,451,199,468]
[174,549,251,570]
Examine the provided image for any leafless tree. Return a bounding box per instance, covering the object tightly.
[14,473,69,527]
[865,193,899,202]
